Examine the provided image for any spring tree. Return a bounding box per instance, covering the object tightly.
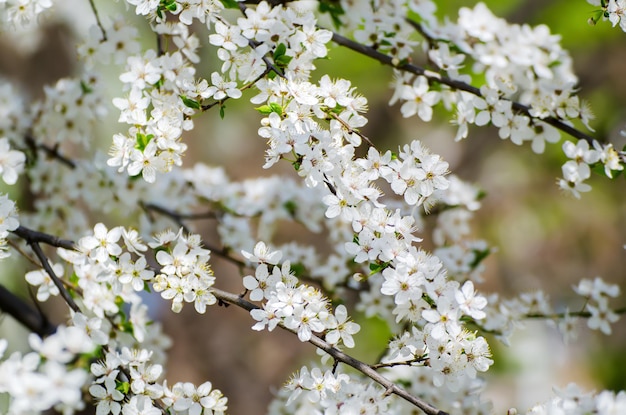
[0,0,625,414]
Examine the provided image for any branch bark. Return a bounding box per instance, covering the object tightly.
[0,284,56,337]
[329,31,597,144]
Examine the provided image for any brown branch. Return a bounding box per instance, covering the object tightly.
[329,31,597,144]
[140,202,247,270]
[24,135,77,169]
[213,288,449,415]
[30,242,80,313]
[10,225,79,312]
[12,226,75,250]
[0,284,56,337]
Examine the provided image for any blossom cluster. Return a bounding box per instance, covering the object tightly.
[0,327,93,414]
[587,0,626,31]
[0,0,53,26]
[244,242,361,347]
[337,1,624,194]
[19,222,227,414]
[521,383,626,415]
[478,276,621,345]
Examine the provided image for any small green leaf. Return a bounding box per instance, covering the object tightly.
[256,105,273,115]
[422,293,436,307]
[181,95,200,110]
[369,261,390,275]
[290,262,306,278]
[69,272,79,286]
[273,43,287,60]
[283,200,297,217]
[219,0,240,9]
[470,248,491,269]
[269,102,283,115]
[255,103,284,116]
[163,0,177,11]
[318,1,345,28]
[275,54,293,67]
[80,81,93,94]
[220,105,226,119]
[116,381,130,394]
[135,132,154,151]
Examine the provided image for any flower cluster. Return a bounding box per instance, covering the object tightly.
[0,194,19,259]
[89,349,227,415]
[0,0,53,26]
[573,276,621,335]
[153,230,217,313]
[521,383,626,415]
[0,327,93,414]
[558,139,623,198]
[588,0,626,31]
[245,242,361,346]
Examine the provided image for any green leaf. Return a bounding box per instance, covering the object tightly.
[255,102,283,116]
[318,1,345,28]
[135,132,154,151]
[369,261,390,275]
[80,81,93,94]
[283,200,297,217]
[290,262,306,278]
[116,381,130,395]
[470,248,491,269]
[181,95,200,110]
[219,0,240,9]
[162,0,177,11]
[275,54,293,67]
[255,105,272,115]
[273,43,287,60]
[272,43,293,68]
[219,105,226,119]
[69,272,79,286]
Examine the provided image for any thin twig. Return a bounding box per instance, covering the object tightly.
[88,0,107,41]
[141,202,247,269]
[328,112,377,148]
[29,242,80,312]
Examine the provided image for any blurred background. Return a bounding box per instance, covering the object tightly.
[0,0,624,413]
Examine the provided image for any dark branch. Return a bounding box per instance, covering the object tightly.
[329,31,596,144]
[29,242,80,313]
[0,284,56,337]
[213,288,449,415]
[12,226,75,250]
[25,135,77,169]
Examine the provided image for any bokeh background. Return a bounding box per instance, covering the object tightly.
[0,0,625,413]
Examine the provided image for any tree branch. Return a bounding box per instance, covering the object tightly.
[329,31,597,144]
[12,225,75,250]
[212,288,449,415]
[0,284,56,337]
